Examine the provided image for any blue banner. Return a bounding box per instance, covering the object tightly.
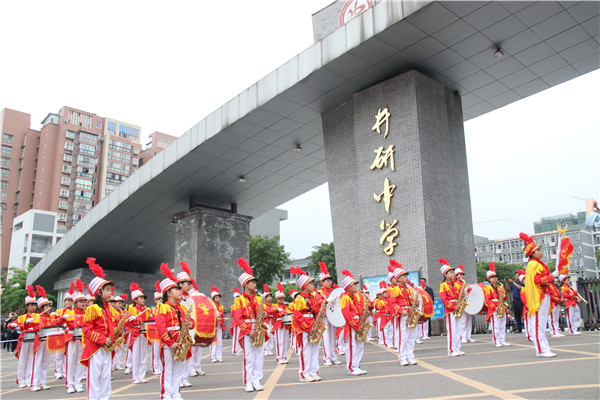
[432,299,444,319]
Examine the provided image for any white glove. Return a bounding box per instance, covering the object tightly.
[62,314,70,320]
[50,312,56,317]
[25,318,34,324]
[552,270,559,278]
[128,316,137,322]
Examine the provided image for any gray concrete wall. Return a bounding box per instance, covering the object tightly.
[322,70,476,294]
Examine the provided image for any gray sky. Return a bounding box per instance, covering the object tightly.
[1,1,598,259]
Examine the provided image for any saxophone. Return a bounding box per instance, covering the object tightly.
[252,294,269,347]
[356,292,374,342]
[308,295,328,345]
[103,310,128,352]
[173,298,195,362]
[454,278,468,318]
[495,285,508,319]
[406,288,422,329]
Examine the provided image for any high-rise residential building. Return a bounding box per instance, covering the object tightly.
[0,106,145,275]
[139,131,177,166]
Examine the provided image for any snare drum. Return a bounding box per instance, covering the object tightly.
[141,320,154,335]
[281,314,292,325]
[464,283,489,315]
[72,326,83,340]
[39,326,65,341]
[23,331,36,342]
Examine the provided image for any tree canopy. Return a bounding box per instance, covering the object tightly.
[249,235,290,287]
[306,242,337,284]
[1,265,56,315]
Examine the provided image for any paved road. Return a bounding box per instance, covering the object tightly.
[1,331,598,399]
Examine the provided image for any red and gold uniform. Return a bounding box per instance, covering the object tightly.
[338,270,367,375]
[210,287,227,362]
[561,281,582,334]
[439,258,461,356]
[53,306,70,379]
[127,302,151,382]
[11,311,38,387]
[547,283,563,336]
[263,297,277,355]
[292,291,320,380]
[484,283,509,346]
[271,293,291,364]
[392,282,418,364]
[65,303,85,392]
[81,303,116,367]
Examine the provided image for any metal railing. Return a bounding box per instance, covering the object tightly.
[576,278,600,331]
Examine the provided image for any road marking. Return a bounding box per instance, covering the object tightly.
[510,341,600,357]
[511,383,600,393]
[111,374,158,394]
[451,356,599,372]
[254,347,293,400]
[372,342,526,400]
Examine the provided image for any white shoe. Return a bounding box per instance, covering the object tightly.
[172,394,183,400]
[501,342,511,347]
[115,366,124,371]
[41,384,51,390]
[357,368,367,375]
[217,359,223,362]
[386,344,394,348]
[18,383,27,388]
[348,370,362,376]
[460,339,467,344]
[400,359,409,366]
[323,359,332,366]
[310,374,322,381]
[67,387,75,393]
[75,385,84,393]
[467,339,475,343]
[573,332,582,335]
[139,378,148,383]
[332,360,342,365]
[494,344,502,348]
[162,395,173,400]
[211,359,218,363]
[189,370,198,376]
[179,383,184,388]
[422,336,431,340]
[132,379,141,384]
[457,350,465,355]
[299,376,316,382]
[244,384,254,392]
[537,351,557,358]
[196,370,206,376]
[154,371,162,375]
[124,368,131,374]
[407,359,417,365]
[449,351,461,357]
[182,380,192,387]
[253,382,264,391]
[338,351,345,355]
[415,340,424,344]
[31,385,41,392]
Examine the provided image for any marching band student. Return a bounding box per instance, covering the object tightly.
[339,270,367,375]
[81,257,116,400]
[271,283,291,364]
[387,266,400,350]
[373,284,386,346]
[65,280,86,393]
[419,279,432,341]
[230,287,242,356]
[156,263,195,400]
[288,289,299,355]
[290,267,322,383]
[362,285,374,341]
[210,286,226,363]
[54,283,74,380]
[519,272,532,342]
[439,258,463,357]
[127,283,150,384]
[262,285,276,356]
[484,263,510,348]
[112,294,128,371]
[521,232,557,357]
[11,285,38,388]
[31,285,61,391]
[316,262,341,366]
[561,275,584,335]
[547,276,564,337]
[187,277,206,377]
[455,266,474,344]
[233,258,267,392]
[380,283,394,347]
[391,265,419,366]
[152,282,164,375]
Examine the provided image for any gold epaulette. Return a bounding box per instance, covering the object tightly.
[83,304,102,322]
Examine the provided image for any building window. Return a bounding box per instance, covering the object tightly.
[1,145,12,155]
[95,121,102,130]
[65,130,75,139]
[75,178,92,190]
[0,156,9,167]
[59,200,68,209]
[62,164,72,174]
[79,143,96,155]
[59,189,69,197]
[2,133,13,143]
[80,131,98,143]
[0,192,5,201]
[0,180,6,189]
[63,153,73,162]
[0,168,8,178]
[58,213,67,221]
[118,124,139,139]
[61,176,70,186]
[109,139,131,152]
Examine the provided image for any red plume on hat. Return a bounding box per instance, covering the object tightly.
[160,263,176,281]
[76,279,85,293]
[86,257,96,266]
[319,262,328,274]
[277,282,284,292]
[181,261,191,275]
[36,285,46,298]
[387,265,394,273]
[362,284,368,291]
[211,286,219,293]
[489,262,496,272]
[130,283,140,292]
[237,258,253,275]
[233,287,240,294]
[290,267,306,276]
[155,281,161,293]
[390,259,402,269]
[458,265,465,270]
[68,282,75,296]
[517,269,526,275]
[27,285,36,298]
[333,284,339,288]
[263,284,270,293]
[120,294,128,300]
[87,257,105,279]
[341,270,353,278]
[519,232,533,243]
[191,277,199,291]
[439,258,449,265]
[420,279,426,289]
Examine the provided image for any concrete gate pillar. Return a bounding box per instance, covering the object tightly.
[174,206,252,308]
[323,70,476,334]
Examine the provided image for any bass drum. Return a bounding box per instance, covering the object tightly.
[325,288,346,328]
[464,283,488,315]
[189,294,217,347]
[415,287,434,323]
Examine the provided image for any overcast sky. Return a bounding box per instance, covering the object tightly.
[1,1,598,260]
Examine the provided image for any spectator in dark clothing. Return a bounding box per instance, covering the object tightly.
[506,273,524,333]
[422,278,435,337]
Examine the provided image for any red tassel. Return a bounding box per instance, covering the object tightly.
[75,279,85,293]
[36,285,46,298]
[290,267,306,276]
[277,282,284,292]
[319,262,328,274]
[130,283,140,292]
[27,285,36,298]
[160,263,176,281]
[181,261,191,275]
[155,281,161,293]
[489,262,496,272]
[233,287,240,294]
[390,259,402,269]
[191,278,198,291]
[263,284,269,293]
[387,266,394,273]
[237,258,253,275]
[517,269,526,275]
[519,232,533,243]
[439,258,449,265]
[68,282,75,296]
[458,264,465,270]
[341,269,353,278]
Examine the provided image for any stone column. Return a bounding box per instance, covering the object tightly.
[174,207,252,308]
[322,70,476,293]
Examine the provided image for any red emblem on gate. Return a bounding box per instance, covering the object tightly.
[339,0,374,27]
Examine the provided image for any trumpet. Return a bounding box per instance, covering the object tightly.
[576,292,589,305]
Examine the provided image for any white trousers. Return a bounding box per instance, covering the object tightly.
[527,294,551,355]
[344,329,364,373]
[566,304,581,334]
[459,313,472,341]
[131,334,148,382]
[87,348,112,400]
[291,329,298,355]
[112,347,123,369]
[125,332,133,370]
[65,340,85,389]
[366,315,374,340]
[420,320,430,339]
[524,312,531,341]
[160,346,185,400]
[548,304,561,335]
[152,341,162,374]
[232,326,241,355]
[274,328,289,362]
[298,332,319,378]
[210,326,223,360]
[398,315,417,361]
[191,346,203,371]
[491,313,507,345]
[55,348,66,376]
[32,342,51,386]
[445,313,461,354]
[265,322,274,354]
[392,316,399,349]
[17,341,34,385]
[241,334,265,387]
[336,331,345,353]
[321,317,339,362]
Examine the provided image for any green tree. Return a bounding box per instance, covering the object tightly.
[249,235,290,287]
[306,242,337,284]
[476,261,522,283]
[596,249,600,266]
[1,265,59,315]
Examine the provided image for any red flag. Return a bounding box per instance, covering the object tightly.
[558,237,573,274]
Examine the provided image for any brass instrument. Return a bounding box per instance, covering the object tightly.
[308,296,328,345]
[173,298,196,362]
[103,310,128,352]
[495,285,508,319]
[406,288,422,329]
[454,278,468,318]
[575,292,589,305]
[356,292,374,342]
[252,295,269,347]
